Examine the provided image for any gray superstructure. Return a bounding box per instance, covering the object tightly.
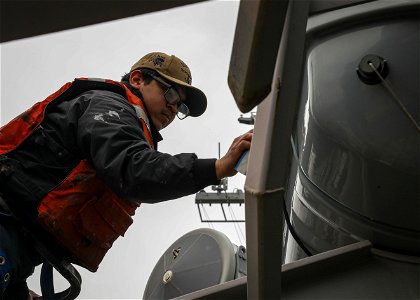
[177,1,420,298]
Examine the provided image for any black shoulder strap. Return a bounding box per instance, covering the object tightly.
[47,79,127,112]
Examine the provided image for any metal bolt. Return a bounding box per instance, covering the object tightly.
[4,273,10,282]
[162,270,173,284]
[0,256,5,265]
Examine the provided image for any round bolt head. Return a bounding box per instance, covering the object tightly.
[162,270,173,284]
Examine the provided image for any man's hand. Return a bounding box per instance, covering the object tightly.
[215,130,253,179]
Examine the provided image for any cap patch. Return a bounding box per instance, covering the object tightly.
[152,55,165,67]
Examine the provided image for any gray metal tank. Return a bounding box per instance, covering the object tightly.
[283,0,420,263]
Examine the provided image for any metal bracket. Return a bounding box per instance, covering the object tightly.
[195,190,245,223]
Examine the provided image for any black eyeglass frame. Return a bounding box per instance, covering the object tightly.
[142,70,190,120]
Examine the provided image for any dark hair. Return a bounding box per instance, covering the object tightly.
[121,68,153,84]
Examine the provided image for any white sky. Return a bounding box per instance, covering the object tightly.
[0,1,252,298]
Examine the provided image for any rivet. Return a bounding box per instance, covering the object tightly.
[4,273,10,282]
[162,270,173,284]
[0,256,5,265]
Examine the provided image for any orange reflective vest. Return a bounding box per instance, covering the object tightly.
[0,78,154,271]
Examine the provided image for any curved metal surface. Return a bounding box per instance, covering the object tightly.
[298,11,418,230]
[143,228,237,299]
[284,0,420,262]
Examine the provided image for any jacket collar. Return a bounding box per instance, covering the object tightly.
[121,81,163,146]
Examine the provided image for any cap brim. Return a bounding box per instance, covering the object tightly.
[156,71,207,117]
[184,88,207,117]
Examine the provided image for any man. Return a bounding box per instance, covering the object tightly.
[0,52,252,299]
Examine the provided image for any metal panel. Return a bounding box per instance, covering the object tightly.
[174,240,420,299]
[228,0,289,113]
[281,244,420,299]
[227,0,378,113]
[0,0,207,43]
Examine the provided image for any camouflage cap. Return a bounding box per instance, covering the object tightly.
[131,52,207,117]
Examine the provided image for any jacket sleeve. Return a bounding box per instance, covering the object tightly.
[76,90,219,203]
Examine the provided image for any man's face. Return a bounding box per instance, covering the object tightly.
[130,71,186,130]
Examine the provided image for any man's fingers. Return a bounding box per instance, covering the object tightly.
[217,130,253,179]
[230,131,253,149]
[238,140,251,152]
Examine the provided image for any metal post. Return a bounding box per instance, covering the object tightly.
[244,1,309,299]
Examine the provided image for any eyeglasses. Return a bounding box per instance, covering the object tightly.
[145,71,190,120]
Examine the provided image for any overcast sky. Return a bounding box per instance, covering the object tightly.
[0,0,252,298]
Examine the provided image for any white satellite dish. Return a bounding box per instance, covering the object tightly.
[143,228,247,299]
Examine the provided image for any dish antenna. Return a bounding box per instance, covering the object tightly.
[142,228,246,299]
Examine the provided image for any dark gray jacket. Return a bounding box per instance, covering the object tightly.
[5,84,219,205]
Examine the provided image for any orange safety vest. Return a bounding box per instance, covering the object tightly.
[0,78,154,271]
